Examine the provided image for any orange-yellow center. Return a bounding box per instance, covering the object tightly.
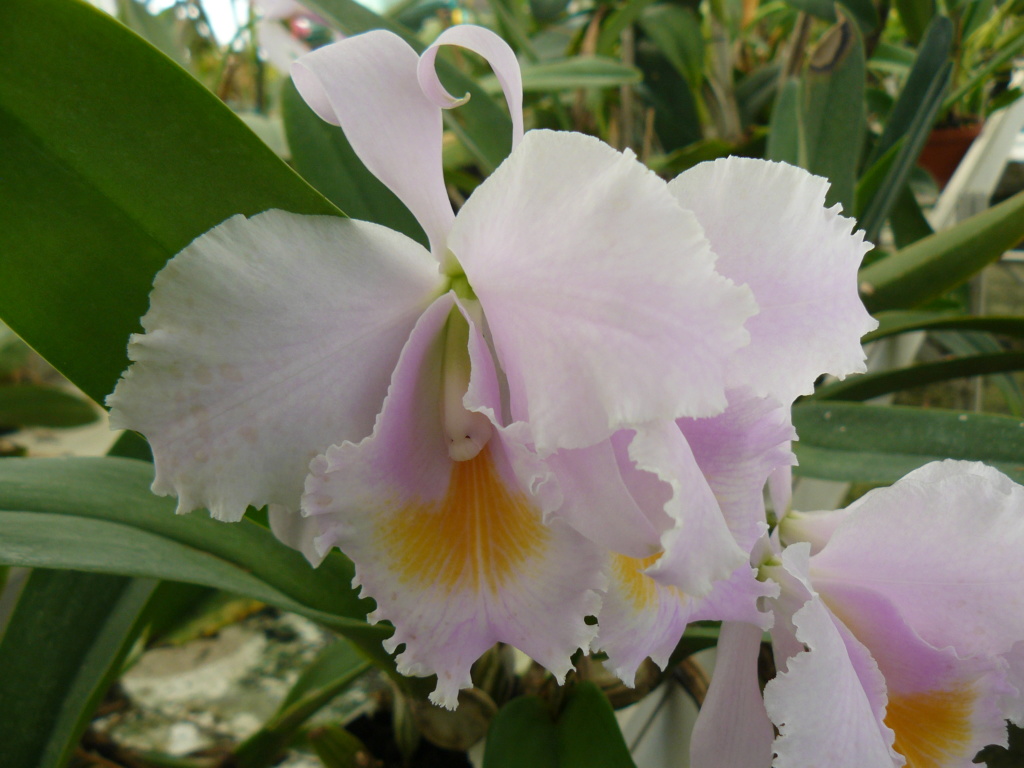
[611,553,670,611]
[885,686,976,768]
[381,446,549,595]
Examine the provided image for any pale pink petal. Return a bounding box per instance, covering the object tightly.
[809,460,1024,659]
[593,551,689,685]
[418,25,524,149]
[269,503,325,566]
[779,507,855,554]
[690,621,774,768]
[819,581,1012,764]
[668,158,877,406]
[454,129,756,453]
[677,389,796,551]
[596,560,775,686]
[291,32,453,255]
[1002,641,1024,726]
[542,435,666,559]
[107,211,443,522]
[636,422,748,597]
[763,546,899,768]
[303,295,602,709]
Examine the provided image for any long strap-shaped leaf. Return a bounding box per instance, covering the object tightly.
[859,187,1024,312]
[0,0,341,406]
[0,571,156,768]
[792,402,1024,484]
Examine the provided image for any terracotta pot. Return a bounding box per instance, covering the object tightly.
[918,122,984,188]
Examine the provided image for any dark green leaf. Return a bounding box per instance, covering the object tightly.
[0,0,339,406]
[281,79,426,245]
[888,184,935,248]
[637,47,704,153]
[801,14,866,213]
[0,570,157,768]
[856,17,953,241]
[792,401,1024,483]
[638,5,704,87]
[0,385,98,429]
[0,457,387,648]
[812,351,1024,401]
[859,188,1024,312]
[865,311,1024,342]
[783,0,879,35]
[867,16,952,165]
[309,724,377,768]
[894,0,935,45]
[766,77,802,166]
[597,0,661,56]
[556,682,636,768]
[484,696,559,768]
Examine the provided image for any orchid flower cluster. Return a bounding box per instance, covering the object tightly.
[107,24,1024,766]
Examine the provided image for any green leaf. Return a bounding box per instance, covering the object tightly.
[856,17,953,241]
[234,639,371,768]
[481,57,642,93]
[894,0,936,45]
[309,724,377,768]
[888,183,935,248]
[867,16,953,166]
[783,0,879,35]
[281,79,426,246]
[638,5,704,88]
[767,76,802,166]
[484,696,559,768]
[302,0,513,172]
[812,351,1024,401]
[556,682,637,768]
[792,402,1024,483]
[0,457,389,651]
[0,570,157,768]
[483,683,635,768]
[597,0,661,56]
[865,311,1024,342]
[859,188,1024,312]
[0,0,339,406]
[0,385,98,429]
[800,14,866,213]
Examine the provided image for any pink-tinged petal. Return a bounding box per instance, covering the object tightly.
[690,622,774,768]
[291,32,453,255]
[1002,641,1024,726]
[596,559,775,686]
[418,25,524,149]
[269,503,325,566]
[668,158,877,406]
[778,507,855,554]
[453,129,756,453]
[819,581,1012,766]
[677,389,796,551]
[542,435,666,559]
[809,460,1024,659]
[107,211,443,522]
[304,295,602,709]
[763,546,899,768]
[635,422,748,597]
